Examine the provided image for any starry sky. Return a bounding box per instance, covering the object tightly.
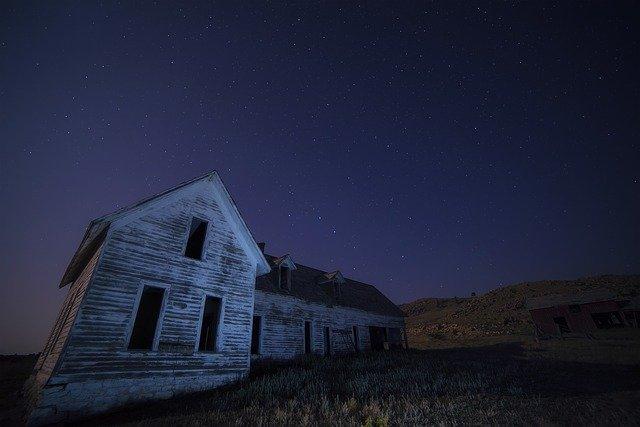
[1,2,639,353]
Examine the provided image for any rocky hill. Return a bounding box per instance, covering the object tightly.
[401,275,640,345]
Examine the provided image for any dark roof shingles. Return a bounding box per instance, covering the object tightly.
[255,254,404,317]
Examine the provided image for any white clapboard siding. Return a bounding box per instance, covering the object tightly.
[26,173,406,426]
[253,290,405,359]
[56,194,255,381]
[29,244,103,392]
[28,189,257,425]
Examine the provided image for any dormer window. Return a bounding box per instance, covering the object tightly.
[279,265,291,290]
[273,254,296,291]
[332,282,341,298]
[319,270,345,299]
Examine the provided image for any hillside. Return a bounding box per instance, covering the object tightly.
[401,275,640,347]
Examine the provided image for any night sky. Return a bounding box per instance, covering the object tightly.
[1,2,639,353]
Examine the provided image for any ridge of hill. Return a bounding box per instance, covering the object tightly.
[401,274,640,345]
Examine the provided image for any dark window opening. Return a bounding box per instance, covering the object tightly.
[251,316,262,355]
[591,311,624,329]
[280,266,291,290]
[569,304,581,314]
[553,316,571,334]
[304,321,312,354]
[185,218,208,260]
[128,286,165,350]
[352,325,359,352]
[198,296,222,352]
[324,326,331,356]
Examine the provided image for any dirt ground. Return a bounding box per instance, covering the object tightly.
[1,334,638,426]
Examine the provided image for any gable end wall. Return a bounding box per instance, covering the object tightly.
[28,190,256,425]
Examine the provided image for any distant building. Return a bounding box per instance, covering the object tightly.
[527,290,639,338]
[25,172,406,425]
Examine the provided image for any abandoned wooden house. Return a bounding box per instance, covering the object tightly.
[527,290,640,338]
[25,172,406,425]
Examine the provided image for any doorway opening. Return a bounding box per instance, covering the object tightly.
[304,321,312,354]
[324,326,331,356]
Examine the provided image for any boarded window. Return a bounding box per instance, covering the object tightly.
[198,296,222,352]
[591,311,624,329]
[128,286,165,350]
[304,321,312,354]
[185,218,208,260]
[553,316,570,333]
[251,316,262,355]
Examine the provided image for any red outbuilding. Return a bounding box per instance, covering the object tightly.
[527,290,639,338]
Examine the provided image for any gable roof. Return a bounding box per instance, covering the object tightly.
[272,254,297,269]
[59,171,270,287]
[255,254,404,317]
[320,270,345,284]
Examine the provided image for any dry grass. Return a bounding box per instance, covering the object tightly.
[2,339,639,426]
[69,339,640,426]
[402,274,640,339]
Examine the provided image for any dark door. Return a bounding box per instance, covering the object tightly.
[304,321,312,354]
[128,286,165,350]
[352,325,359,352]
[369,326,385,351]
[324,326,331,356]
[198,297,222,352]
[251,316,261,355]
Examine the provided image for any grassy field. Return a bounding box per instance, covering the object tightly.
[2,336,639,425]
[80,341,639,425]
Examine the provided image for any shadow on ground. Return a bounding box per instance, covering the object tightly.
[418,342,640,397]
[75,341,640,425]
[2,341,639,425]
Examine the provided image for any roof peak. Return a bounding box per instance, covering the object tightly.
[92,171,218,225]
[60,171,271,287]
[320,270,345,284]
